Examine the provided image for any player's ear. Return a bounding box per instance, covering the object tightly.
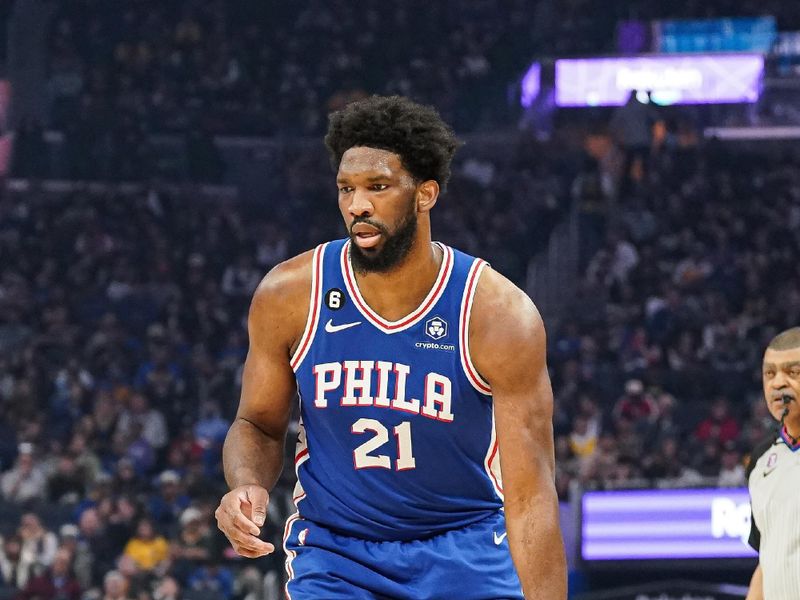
[416,180,439,213]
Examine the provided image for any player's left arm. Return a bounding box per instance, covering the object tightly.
[471,267,567,600]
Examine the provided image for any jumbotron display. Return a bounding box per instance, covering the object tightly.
[555,54,764,107]
[581,488,759,561]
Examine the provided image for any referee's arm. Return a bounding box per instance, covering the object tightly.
[745,440,768,600]
[746,564,763,600]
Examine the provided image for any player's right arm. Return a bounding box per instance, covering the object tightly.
[215,251,313,558]
[746,564,763,600]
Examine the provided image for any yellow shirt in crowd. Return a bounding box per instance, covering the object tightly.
[123,536,169,570]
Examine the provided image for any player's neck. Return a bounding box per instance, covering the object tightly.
[353,235,441,322]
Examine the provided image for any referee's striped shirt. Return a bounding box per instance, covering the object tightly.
[747,428,800,599]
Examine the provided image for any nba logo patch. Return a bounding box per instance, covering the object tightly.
[763,452,779,477]
[425,316,448,340]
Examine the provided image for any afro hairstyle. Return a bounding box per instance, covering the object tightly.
[324,95,460,191]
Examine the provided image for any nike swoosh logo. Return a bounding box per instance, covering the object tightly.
[493,531,507,545]
[324,319,362,333]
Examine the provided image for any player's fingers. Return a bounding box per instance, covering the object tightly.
[245,485,269,526]
[214,505,257,541]
[231,512,261,537]
[232,543,274,559]
[226,529,274,554]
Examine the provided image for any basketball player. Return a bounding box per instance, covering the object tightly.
[746,327,800,600]
[214,95,567,599]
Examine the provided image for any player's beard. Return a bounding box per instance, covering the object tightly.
[349,203,417,275]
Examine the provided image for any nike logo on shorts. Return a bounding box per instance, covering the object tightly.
[493,531,507,545]
[325,319,362,333]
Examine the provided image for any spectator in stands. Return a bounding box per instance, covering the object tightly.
[112,458,147,497]
[122,518,169,575]
[168,507,212,585]
[47,454,85,504]
[648,389,680,442]
[115,393,169,456]
[693,440,724,479]
[56,524,79,555]
[192,402,228,478]
[105,497,139,561]
[15,546,81,600]
[568,415,599,463]
[604,230,640,287]
[60,522,89,591]
[235,564,276,600]
[114,554,149,599]
[120,423,156,478]
[73,473,113,523]
[65,432,102,489]
[73,507,117,589]
[90,392,122,464]
[220,254,261,300]
[18,513,57,573]
[609,90,657,197]
[0,534,33,590]
[718,441,746,487]
[1,444,47,505]
[153,575,181,600]
[694,396,741,445]
[612,379,659,426]
[186,560,234,600]
[148,471,190,533]
[101,570,132,600]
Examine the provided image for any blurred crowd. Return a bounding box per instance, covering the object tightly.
[552,123,800,499]
[32,0,800,138]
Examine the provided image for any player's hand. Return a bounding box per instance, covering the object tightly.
[215,484,275,558]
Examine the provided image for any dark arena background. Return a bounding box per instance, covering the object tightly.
[2,1,800,599]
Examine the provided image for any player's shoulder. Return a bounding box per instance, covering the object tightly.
[469,265,545,367]
[471,265,543,336]
[249,248,316,326]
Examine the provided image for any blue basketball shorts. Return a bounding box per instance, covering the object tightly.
[283,510,524,600]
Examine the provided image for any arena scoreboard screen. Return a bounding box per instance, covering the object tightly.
[580,488,758,569]
[555,54,764,107]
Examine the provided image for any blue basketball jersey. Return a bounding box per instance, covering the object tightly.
[289,239,504,542]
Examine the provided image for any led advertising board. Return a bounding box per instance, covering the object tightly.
[656,17,776,53]
[555,54,764,107]
[581,488,758,562]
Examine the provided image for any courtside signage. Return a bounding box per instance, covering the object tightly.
[581,488,758,561]
[555,54,764,107]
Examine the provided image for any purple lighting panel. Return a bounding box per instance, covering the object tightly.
[556,54,764,107]
[520,62,541,108]
[581,488,759,561]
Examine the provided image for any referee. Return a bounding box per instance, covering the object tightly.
[746,327,800,600]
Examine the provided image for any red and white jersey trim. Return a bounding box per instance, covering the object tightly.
[294,417,310,469]
[282,511,301,600]
[341,241,454,334]
[459,259,491,394]
[290,243,327,371]
[284,418,309,600]
[484,406,504,500]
